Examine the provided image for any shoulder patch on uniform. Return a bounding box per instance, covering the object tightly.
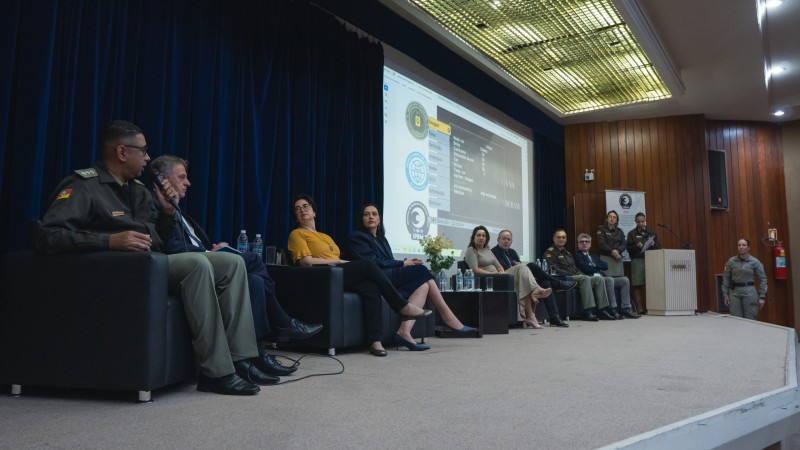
[546,247,554,252]
[74,168,98,178]
[56,189,72,200]
[596,230,602,235]
[132,179,144,186]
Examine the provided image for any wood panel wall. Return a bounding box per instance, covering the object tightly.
[564,115,793,327]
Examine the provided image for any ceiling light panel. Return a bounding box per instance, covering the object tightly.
[408,0,672,114]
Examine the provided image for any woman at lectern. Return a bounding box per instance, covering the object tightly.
[721,238,767,320]
[463,226,551,329]
[346,204,476,351]
[287,195,432,357]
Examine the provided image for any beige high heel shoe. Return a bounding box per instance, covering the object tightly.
[532,287,552,299]
[523,318,542,329]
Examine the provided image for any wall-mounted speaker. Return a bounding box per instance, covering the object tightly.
[708,149,728,210]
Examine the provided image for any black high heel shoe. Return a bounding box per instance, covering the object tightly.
[392,333,430,351]
[399,309,433,322]
[441,323,477,333]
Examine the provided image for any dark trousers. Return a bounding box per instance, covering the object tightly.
[241,252,293,340]
[340,259,409,342]
[526,262,562,319]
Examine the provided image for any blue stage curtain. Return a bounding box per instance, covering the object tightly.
[534,134,567,256]
[0,0,383,253]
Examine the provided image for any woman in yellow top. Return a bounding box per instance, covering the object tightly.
[288,195,432,356]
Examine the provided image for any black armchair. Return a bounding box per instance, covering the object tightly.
[0,250,196,402]
[267,264,434,355]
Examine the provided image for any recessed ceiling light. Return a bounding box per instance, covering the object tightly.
[766,0,783,8]
[773,110,785,116]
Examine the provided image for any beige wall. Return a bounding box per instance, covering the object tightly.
[782,120,800,339]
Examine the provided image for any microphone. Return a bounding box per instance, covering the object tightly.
[154,172,181,211]
[657,222,692,249]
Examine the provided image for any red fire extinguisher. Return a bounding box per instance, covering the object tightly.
[774,243,787,280]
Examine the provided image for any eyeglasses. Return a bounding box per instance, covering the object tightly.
[294,203,312,212]
[123,144,149,157]
[578,240,590,244]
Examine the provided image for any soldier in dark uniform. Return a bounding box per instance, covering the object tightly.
[626,212,661,313]
[36,120,274,396]
[596,210,626,276]
[543,229,615,321]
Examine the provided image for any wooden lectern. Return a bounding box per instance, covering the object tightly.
[645,249,697,315]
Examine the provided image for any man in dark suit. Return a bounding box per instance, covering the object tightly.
[574,233,638,319]
[150,155,322,377]
[491,229,574,327]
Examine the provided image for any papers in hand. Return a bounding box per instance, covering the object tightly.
[641,235,655,252]
[214,245,241,255]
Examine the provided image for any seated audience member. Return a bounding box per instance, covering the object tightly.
[287,195,432,357]
[543,229,615,321]
[347,204,476,350]
[596,210,626,278]
[491,229,572,327]
[36,120,273,395]
[150,155,323,377]
[626,212,661,313]
[464,226,552,329]
[574,233,639,319]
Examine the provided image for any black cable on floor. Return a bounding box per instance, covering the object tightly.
[268,353,345,385]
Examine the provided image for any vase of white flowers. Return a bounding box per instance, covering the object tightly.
[419,235,456,274]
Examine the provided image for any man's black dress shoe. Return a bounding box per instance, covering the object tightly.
[555,280,577,292]
[598,308,616,320]
[611,308,623,320]
[256,353,298,376]
[581,311,599,321]
[621,308,641,319]
[549,316,569,327]
[234,359,280,385]
[274,319,323,341]
[197,373,261,396]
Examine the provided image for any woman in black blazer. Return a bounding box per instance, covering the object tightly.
[347,204,475,350]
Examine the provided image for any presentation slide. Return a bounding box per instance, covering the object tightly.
[382,65,534,265]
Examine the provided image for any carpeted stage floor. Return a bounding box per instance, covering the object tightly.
[1,313,797,449]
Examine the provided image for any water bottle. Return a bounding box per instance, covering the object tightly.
[541,259,548,274]
[252,234,264,261]
[467,269,475,291]
[536,258,542,268]
[236,230,249,253]
[438,271,447,291]
[455,270,463,292]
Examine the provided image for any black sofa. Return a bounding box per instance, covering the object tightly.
[267,265,435,355]
[0,250,196,402]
